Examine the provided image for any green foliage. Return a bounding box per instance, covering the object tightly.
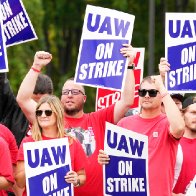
[6,0,196,111]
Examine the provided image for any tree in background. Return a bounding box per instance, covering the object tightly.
[6,0,196,112]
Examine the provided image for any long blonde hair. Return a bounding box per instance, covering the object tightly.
[31,95,66,141]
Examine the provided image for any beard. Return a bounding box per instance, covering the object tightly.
[64,102,84,116]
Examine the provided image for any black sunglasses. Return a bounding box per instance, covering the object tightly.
[138,89,159,97]
[62,89,84,95]
[36,110,53,117]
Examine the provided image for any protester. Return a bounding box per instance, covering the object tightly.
[0,137,14,196]
[15,95,86,196]
[0,124,21,196]
[98,75,185,196]
[0,72,53,146]
[158,57,184,111]
[172,97,196,195]
[16,44,136,195]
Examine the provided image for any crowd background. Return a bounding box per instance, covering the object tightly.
[6,0,196,112]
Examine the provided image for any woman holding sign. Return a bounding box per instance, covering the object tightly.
[15,95,87,196]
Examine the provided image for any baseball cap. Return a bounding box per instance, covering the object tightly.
[170,93,184,103]
[182,97,196,109]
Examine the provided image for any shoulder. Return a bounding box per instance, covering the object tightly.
[0,137,9,152]
[118,115,138,124]
[21,136,34,144]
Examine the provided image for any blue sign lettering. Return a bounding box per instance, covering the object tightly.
[169,20,196,38]
[107,130,144,157]
[27,145,66,168]
[87,13,130,37]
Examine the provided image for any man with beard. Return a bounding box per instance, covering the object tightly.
[16,44,136,196]
[172,97,196,195]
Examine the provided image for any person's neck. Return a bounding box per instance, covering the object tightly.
[42,127,58,138]
[183,128,196,139]
[65,110,84,118]
[140,109,161,119]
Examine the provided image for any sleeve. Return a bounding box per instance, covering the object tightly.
[0,137,14,183]
[71,139,87,172]
[0,124,18,164]
[96,104,115,124]
[0,73,29,147]
[17,136,32,161]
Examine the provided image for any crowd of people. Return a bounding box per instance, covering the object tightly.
[0,46,195,196]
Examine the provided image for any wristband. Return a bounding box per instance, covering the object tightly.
[127,64,135,70]
[31,66,41,73]
[161,92,169,98]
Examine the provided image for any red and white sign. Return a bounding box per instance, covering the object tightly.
[96,48,144,111]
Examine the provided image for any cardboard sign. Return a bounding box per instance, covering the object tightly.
[1,0,37,47]
[186,175,196,196]
[75,4,135,90]
[165,13,196,93]
[23,138,73,196]
[95,48,144,111]
[104,122,149,195]
[0,12,8,72]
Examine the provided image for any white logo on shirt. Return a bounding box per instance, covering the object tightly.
[153,132,158,137]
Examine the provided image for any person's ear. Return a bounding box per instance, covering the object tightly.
[83,95,87,103]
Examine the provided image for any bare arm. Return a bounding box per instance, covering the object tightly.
[114,44,135,124]
[153,75,185,138]
[98,149,110,165]
[16,51,52,123]
[15,161,26,188]
[64,169,86,186]
[0,176,13,190]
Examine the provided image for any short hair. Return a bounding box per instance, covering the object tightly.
[63,77,85,94]
[33,74,53,95]
[139,76,153,88]
[31,95,66,141]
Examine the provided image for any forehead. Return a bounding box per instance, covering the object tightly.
[38,102,51,109]
[186,103,196,112]
[63,80,84,91]
[140,81,157,89]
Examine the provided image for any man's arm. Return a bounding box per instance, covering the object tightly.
[114,44,135,124]
[15,161,26,188]
[153,75,185,138]
[0,73,29,146]
[158,57,170,81]
[16,51,52,123]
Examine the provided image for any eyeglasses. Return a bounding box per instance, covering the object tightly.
[36,110,53,117]
[62,89,84,95]
[138,89,159,97]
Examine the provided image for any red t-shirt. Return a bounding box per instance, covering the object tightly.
[173,137,196,194]
[65,104,115,196]
[0,137,14,196]
[0,124,18,164]
[118,114,179,196]
[17,135,87,196]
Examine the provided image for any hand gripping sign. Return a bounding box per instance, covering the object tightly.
[23,138,73,196]
[75,4,135,91]
[103,122,149,196]
[95,48,144,112]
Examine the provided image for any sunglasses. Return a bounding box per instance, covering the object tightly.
[138,89,159,97]
[35,110,53,117]
[62,89,84,95]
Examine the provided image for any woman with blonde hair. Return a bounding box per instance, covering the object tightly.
[15,95,86,196]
